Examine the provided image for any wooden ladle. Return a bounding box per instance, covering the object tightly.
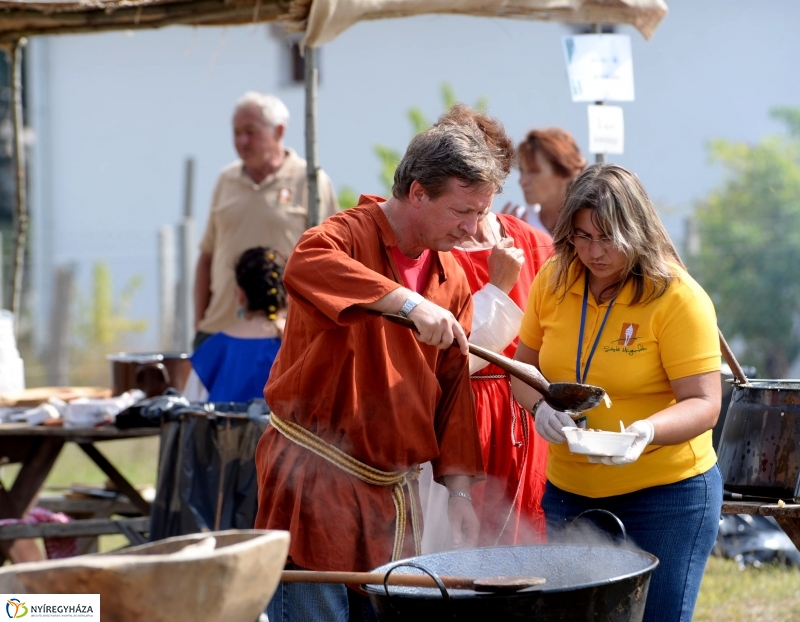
[380,312,607,415]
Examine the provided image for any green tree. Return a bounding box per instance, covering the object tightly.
[689,108,800,378]
[70,262,148,386]
[337,83,489,208]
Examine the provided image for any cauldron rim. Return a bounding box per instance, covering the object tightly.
[363,544,659,599]
[732,379,800,390]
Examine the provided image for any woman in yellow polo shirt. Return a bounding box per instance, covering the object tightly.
[511,164,722,622]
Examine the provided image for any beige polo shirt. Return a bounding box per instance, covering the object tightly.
[197,148,338,334]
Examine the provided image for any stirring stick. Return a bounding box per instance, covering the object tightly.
[620,420,625,433]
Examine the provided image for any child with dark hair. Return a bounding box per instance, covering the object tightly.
[184,247,286,402]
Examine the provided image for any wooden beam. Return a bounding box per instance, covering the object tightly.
[9,37,26,323]
[4,437,65,519]
[0,516,149,540]
[77,442,152,516]
[304,45,320,228]
[0,2,291,42]
[722,500,800,518]
[37,495,143,518]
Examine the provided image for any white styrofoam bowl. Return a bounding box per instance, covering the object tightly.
[562,427,637,457]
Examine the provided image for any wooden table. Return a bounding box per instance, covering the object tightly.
[722,500,800,550]
[0,424,159,562]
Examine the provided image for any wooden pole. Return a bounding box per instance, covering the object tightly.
[304,45,321,229]
[46,266,74,385]
[158,225,176,350]
[176,158,195,352]
[10,38,27,329]
[591,24,606,165]
[183,157,194,219]
[0,234,4,310]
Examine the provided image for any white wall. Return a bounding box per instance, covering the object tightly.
[27,0,800,350]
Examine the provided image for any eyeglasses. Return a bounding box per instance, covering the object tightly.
[569,233,615,249]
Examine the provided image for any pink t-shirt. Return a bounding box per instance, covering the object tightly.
[389,245,432,294]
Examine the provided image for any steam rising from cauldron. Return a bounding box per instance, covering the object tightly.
[551,508,632,549]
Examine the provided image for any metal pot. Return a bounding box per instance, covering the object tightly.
[717,380,800,500]
[365,544,658,622]
[712,365,758,451]
[107,352,192,398]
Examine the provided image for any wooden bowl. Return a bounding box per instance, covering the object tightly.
[0,530,290,622]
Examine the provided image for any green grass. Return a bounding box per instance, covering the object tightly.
[695,556,800,621]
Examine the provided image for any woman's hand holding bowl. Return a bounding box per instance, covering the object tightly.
[587,420,655,466]
[534,401,576,444]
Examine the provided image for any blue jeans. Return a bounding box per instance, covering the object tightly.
[266,576,378,622]
[542,466,722,622]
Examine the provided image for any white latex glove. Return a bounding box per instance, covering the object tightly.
[588,420,655,466]
[534,401,576,444]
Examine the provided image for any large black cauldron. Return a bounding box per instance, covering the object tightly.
[717,380,800,499]
[365,545,658,622]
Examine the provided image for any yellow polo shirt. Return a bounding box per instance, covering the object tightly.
[520,260,721,498]
[198,149,339,334]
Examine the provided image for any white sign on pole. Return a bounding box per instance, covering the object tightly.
[562,34,635,102]
[588,105,625,155]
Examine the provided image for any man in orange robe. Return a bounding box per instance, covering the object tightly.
[257,105,516,622]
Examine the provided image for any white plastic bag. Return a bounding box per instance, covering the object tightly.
[0,310,24,394]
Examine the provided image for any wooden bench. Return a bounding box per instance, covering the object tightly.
[0,425,159,564]
[35,493,149,553]
[0,517,149,544]
[37,494,142,518]
[722,500,800,550]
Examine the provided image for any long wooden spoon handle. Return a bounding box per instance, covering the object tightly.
[718,328,748,385]
[281,570,475,589]
[377,312,552,396]
[376,312,417,331]
[466,342,550,394]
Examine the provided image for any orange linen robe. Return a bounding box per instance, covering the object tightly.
[255,196,484,573]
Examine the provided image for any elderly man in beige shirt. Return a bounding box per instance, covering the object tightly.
[194,92,338,349]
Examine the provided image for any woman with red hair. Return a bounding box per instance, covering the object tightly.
[503,128,587,234]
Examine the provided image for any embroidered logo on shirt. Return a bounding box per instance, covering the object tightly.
[603,322,647,355]
[617,323,640,346]
[278,188,293,204]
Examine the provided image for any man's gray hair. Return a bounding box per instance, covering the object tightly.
[392,104,514,200]
[235,92,290,129]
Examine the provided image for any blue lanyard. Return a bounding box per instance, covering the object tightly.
[576,271,616,385]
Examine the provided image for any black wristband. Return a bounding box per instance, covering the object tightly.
[529,398,545,420]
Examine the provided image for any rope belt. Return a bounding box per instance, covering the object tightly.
[470,374,506,380]
[269,414,422,561]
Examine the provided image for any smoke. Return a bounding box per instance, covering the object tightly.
[420,465,641,554]
[549,508,632,549]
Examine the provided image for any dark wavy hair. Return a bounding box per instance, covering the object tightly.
[235,247,287,319]
[392,104,514,200]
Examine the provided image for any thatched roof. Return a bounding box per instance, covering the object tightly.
[0,0,667,43]
[0,0,291,42]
